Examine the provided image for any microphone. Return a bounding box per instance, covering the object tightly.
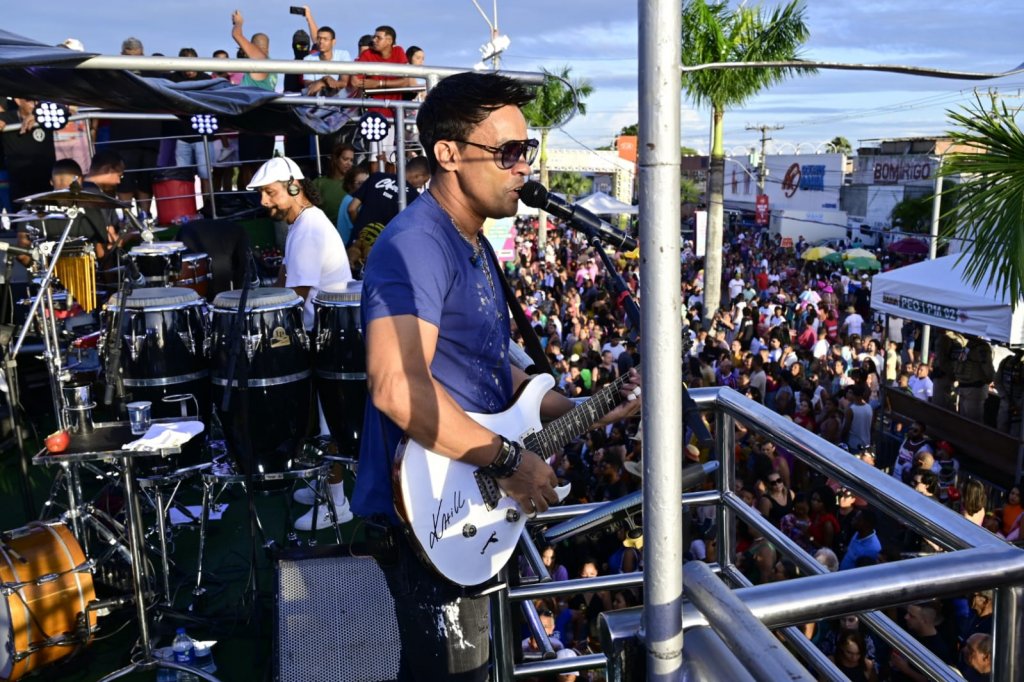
[518,181,637,252]
[121,249,145,287]
[0,241,35,258]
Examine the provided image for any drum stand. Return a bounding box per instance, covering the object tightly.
[96,449,218,681]
[137,463,210,605]
[191,462,341,603]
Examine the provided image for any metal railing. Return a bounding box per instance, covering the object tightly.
[488,384,1024,680]
[553,386,1023,682]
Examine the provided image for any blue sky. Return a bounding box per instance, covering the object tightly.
[7,1,1024,155]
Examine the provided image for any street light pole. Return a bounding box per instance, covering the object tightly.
[746,123,783,194]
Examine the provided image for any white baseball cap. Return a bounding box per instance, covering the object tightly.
[246,156,304,190]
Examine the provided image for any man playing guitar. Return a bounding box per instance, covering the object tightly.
[350,72,639,680]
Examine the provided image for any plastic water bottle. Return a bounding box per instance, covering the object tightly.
[193,641,216,674]
[171,628,198,681]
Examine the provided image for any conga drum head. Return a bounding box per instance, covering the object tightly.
[212,287,303,312]
[106,286,204,310]
[129,242,187,286]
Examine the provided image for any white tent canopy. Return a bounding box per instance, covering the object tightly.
[870,254,1024,345]
[576,191,638,215]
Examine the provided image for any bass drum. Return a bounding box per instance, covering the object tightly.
[313,284,366,456]
[0,523,96,681]
[209,288,312,477]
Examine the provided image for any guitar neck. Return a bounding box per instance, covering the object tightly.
[523,370,633,458]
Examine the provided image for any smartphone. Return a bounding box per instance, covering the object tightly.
[289,6,305,15]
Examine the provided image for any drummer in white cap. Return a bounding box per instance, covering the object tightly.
[247,155,353,329]
[248,156,355,530]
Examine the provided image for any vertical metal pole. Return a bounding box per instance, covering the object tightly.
[993,585,1023,682]
[490,567,515,681]
[396,104,408,211]
[313,135,323,178]
[120,456,152,656]
[919,172,943,360]
[639,0,683,679]
[153,485,173,604]
[716,410,736,573]
[201,134,218,219]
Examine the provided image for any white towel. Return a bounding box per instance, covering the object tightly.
[124,421,205,451]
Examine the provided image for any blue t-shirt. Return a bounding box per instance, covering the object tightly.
[350,191,512,523]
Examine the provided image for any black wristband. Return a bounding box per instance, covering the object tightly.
[484,436,522,479]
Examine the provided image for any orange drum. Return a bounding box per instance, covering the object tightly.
[0,523,96,680]
[177,252,212,299]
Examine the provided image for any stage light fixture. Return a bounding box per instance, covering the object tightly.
[190,114,219,135]
[33,102,69,131]
[359,112,390,142]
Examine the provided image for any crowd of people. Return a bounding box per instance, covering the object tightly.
[498,217,1021,679]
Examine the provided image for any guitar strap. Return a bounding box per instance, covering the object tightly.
[480,237,554,377]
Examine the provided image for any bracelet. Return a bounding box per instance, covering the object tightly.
[484,436,522,479]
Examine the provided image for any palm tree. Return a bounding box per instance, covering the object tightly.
[828,135,852,155]
[522,66,593,248]
[681,0,813,318]
[942,98,1024,302]
[550,171,592,200]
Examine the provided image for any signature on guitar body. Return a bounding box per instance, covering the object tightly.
[393,371,631,586]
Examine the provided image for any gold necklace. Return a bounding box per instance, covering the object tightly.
[432,193,495,295]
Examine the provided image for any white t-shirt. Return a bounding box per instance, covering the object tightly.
[284,205,353,328]
[303,49,353,83]
[843,313,864,337]
[728,277,745,300]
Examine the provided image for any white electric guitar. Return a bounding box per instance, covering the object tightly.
[394,370,633,586]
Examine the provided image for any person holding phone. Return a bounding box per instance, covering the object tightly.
[295,5,351,96]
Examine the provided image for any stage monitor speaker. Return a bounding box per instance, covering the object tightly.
[275,547,401,682]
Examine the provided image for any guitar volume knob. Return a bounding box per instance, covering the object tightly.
[505,509,520,523]
[462,524,477,538]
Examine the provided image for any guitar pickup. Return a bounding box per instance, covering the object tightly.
[474,469,502,511]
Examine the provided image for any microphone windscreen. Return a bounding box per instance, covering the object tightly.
[518,181,548,209]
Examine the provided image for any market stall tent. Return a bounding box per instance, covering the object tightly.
[870,254,1024,346]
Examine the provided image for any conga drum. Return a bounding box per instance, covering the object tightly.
[0,522,96,680]
[209,288,312,476]
[313,284,366,456]
[103,287,209,470]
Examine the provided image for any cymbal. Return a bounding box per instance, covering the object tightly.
[16,188,129,209]
[5,213,66,224]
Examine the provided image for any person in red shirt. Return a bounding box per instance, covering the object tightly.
[352,25,413,118]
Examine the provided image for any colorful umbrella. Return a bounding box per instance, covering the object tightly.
[844,257,881,271]
[842,248,876,260]
[888,238,929,255]
[801,246,835,261]
[822,251,845,265]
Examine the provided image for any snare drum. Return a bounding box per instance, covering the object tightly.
[103,287,209,468]
[177,253,212,299]
[313,284,366,455]
[0,522,96,681]
[128,242,187,287]
[210,288,312,476]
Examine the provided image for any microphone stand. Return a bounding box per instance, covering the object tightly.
[102,249,136,408]
[6,206,84,518]
[217,251,262,622]
[575,226,712,445]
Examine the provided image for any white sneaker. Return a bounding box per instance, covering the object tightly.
[293,481,347,506]
[293,498,353,531]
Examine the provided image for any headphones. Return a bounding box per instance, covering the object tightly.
[287,177,300,197]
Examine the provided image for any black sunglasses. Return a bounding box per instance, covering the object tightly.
[454,138,539,169]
